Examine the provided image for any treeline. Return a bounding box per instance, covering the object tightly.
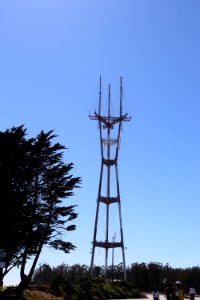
[31,262,200,294]
[126,262,200,293]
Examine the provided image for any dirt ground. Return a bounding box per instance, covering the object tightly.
[26,288,64,300]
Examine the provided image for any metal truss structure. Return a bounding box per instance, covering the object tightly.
[89,76,131,280]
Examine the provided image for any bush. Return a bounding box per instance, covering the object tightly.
[131,288,142,298]
[49,276,143,299]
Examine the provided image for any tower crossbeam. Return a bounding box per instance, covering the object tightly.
[89,113,131,129]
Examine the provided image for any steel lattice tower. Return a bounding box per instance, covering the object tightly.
[89,76,131,280]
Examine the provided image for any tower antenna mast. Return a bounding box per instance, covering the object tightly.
[89,76,131,280]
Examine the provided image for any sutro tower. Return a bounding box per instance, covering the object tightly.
[89,76,131,280]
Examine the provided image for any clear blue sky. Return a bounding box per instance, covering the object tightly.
[1,0,200,285]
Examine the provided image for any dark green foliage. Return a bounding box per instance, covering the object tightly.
[50,275,65,296]
[30,263,55,285]
[50,276,78,299]
[116,279,137,291]
[0,286,26,300]
[33,261,200,296]
[127,262,200,293]
[32,263,91,285]
[0,125,81,292]
[48,275,143,300]
[131,288,142,298]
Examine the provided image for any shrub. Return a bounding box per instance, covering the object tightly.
[131,288,142,298]
[50,275,65,296]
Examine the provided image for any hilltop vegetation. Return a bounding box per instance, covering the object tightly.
[0,277,143,299]
[31,262,200,293]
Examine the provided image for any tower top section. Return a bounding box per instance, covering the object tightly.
[89,76,131,128]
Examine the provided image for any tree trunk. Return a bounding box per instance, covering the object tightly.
[0,268,3,287]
